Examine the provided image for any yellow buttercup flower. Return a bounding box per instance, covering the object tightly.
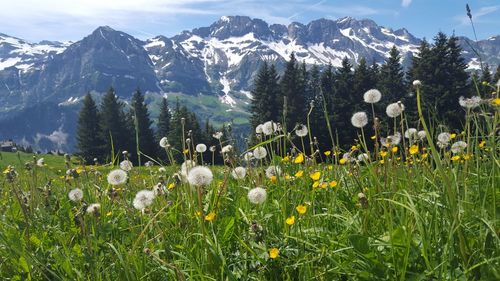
[451,155,460,161]
[324,151,331,156]
[339,158,347,165]
[380,151,388,157]
[320,182,328,189]
[183,149,189,154]
[409,145,419,155]
[296,204,307,214]
[294,153,304,164]
[379,159,385,164]
[329,180,338,188]
[310,171,321,181]
[312,181,320,188]
[479,140,486,148]
[328,165,333,170]
[370,135,376,140]
[269,248,279,259]
[282,156,290,162]
[295,170,304,177]
[168,183,176,190]
[391,146,398,153]
[450,133,457,139]
[492,98,500,106]
[351,145,358,151]
[205,212,216,221]
[285,215,295,225]
[270,176,277,183]
[463,154,471,160]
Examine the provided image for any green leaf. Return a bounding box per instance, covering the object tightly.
[349,234,370,254]
[222,217,235,242]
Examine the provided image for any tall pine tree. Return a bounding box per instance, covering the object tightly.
[157,97,171,140]
[130,89,157,164]
[280,53,307,130]
[76,93,104,163]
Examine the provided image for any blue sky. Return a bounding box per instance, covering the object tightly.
[0,0,498,42]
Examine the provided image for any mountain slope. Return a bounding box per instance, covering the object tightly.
[0,16,498,152]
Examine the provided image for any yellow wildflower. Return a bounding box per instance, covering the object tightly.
[183,149,189,154]
[479,140,486,148]
[379,159,385,164]
[492,98,500,106]
[451,155,460,161]
[282,156,289,162]
[320,182,328,189]
[269,248,279,259]
[205,212,216,221]
[450,133,457,139]
[285,215,295,225]
[351,145,358,151]
[310,171,321,181]
[295,170,304,177]
[294,153,304,164]
[312,181,320,188]
[329,180,338,188]
[324,151,331,156]
[409,145,419,155]
[106,211,112,217]
[370,135,376,140]
[339,158,347,165]
[391,146,398,153]
[328,165,333,170]
[168,183,176,190]
[270,176,277,183]
[296,204,307,214]
[463,154,471,160]
[380,151,388,157]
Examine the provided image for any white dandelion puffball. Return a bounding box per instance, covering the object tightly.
[231,167,247,179]
[417,130,427,140]
[248,187,267,204]
[295,124,308,137]
[413,80,422,87]
[209,146,216,152]
[213,131,223,140]
[386,102,405,118]
[351,112,368,128]
[133,190,156,210]
[265,165,282,179]
[187,166,214,187]
[451,141,467,154]
[357,153,369,162]
[153,183,167,196]
[119,160,133,171]
[437,141,449,149]
[221,145,233,154]
[404,128,418,139]
[262,121,277,136]
[459,96,482,109]
[68,188,83,202]
[255,124,264,134]
[196,143,207,153]
[363,89,382,104]
[181,160,196,173]
[86,203,101,214]
[243,152,254,161]
[159,137,169,148]
[36,158,45,167]
[107,169,128,185]
[437,132,451,144]
[253,146,267,160]
[158,167,166,173]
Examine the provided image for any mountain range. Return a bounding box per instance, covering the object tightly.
[0,16,498,152]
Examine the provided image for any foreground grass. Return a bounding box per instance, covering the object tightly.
[0,86,499,280]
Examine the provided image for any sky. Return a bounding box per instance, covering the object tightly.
[0,0,498,43]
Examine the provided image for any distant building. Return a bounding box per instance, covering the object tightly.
[0,140,16,152]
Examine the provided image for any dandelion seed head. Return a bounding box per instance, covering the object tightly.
[209,146,216,152]
[187,166,214,187]
[243,152,254,161]
[404,128,418,139]
[196,143,207,153]
[68,188,83,202]
[153,183,167,196]
[413,80,422,87]
[265,165,282,179]
[417,130,427,140]
[255,124,264,134]
[158,167,166,173]
[437,132,451,144]
[231,167,247,179]
[253,147,267,160]
[36,158,45,167]
[133,190,156,210]
[459,96,482,109]
[351,112,368,128]
[212,131,223,140]
[107,169,128,185]
[159,137,169,148]
[386,102,405,118]
[262,121,277,136]
[119,160,133,171]
[357,153,369,162]
[221,145,233,154]
[86,203,101,214]
[295,124,308,137]
[363,89,382,103]
[247,187,267,204]
[451,141,467,154]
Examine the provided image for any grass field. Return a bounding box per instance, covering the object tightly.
[0,86,498,280]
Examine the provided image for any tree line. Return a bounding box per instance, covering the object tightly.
[76,88,230,164]
[249,32,499,151]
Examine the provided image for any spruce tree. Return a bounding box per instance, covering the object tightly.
[249,62,281,131]
[353,58,374,106]
[76,93,103,163]
[378,46,406,103]
[130,89,157,164]
[99,87,132,161]
[157,97,171,140]
[280,53,307,130]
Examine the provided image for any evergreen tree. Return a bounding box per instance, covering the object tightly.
[308,65,329,152]
[319,63,336,148]
[249,62,281,130]
[332,57,356,148]
[76,93,103,163]
[99,87,132,160]
[353,58,374,106]
[479,64,493,94]
[280,53,307,130]
[157,97,171,140]
[378,46,406,103]
[130,89,157,164]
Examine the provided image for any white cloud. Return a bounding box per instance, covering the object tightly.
[401,0,412,8]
